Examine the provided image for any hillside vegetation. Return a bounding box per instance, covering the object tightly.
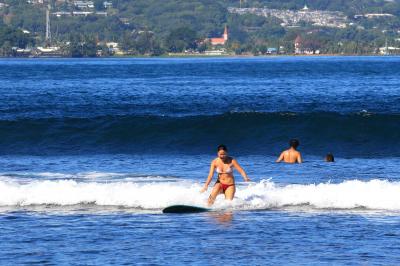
[1,0,400,55]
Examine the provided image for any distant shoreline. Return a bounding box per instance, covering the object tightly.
[0,54,397,59]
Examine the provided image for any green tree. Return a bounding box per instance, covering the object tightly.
[82,37,97,57]
[94,0,105,11]
[69,41,83,57]
[151,42,164,56]
[165,26,197,52]
[0,24,34,49]
[0,41,13,56]
[135,32,154,54]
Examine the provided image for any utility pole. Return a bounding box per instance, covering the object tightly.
[45,3,51,45]
[385,37,388,55]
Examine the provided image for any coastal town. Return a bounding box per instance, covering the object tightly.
[1,0,400,57]
[228,5,348,28]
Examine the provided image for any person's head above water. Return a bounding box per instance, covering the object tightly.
[217,144,228,160]
[289,139,300,149]
[325,153,334,162]
[217,144,227,152]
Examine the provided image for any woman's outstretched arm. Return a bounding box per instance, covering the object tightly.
[200,161,215,192]
[232,159,250,182]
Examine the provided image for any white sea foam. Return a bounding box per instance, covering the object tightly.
[35,172,125,180]
[1,179,400,211]
[0,172,174,182]
[235,179,400,211]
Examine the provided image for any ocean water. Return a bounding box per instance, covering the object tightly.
[0,57,400,265]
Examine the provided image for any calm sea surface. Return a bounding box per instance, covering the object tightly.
[0,57,399,265]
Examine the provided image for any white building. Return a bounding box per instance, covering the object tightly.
[228,7,348,28]
[103,1,112,8]
[73,1,94,9]
[379,46,400,54]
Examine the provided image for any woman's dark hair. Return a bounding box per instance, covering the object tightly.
[289,139,299,149]
[326,153,334,162]
[217,144,228,152]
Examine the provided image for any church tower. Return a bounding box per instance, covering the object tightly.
[223,26,228,41]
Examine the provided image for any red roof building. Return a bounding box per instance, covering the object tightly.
[210,26,228,46]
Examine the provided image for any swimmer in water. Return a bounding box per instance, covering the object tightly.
[200,145,250,206]
[276,139,303,164]
[325,153,334,162]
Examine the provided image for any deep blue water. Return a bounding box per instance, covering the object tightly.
[0,57,400,265]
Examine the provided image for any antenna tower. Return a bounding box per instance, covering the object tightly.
[46,4,51,44]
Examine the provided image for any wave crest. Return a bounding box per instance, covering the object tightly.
[1,179,400,212]
[0,112,399,156]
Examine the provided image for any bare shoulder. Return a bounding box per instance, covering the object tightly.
[231,158,239,168]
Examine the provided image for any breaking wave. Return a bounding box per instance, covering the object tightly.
[1,178,400,212]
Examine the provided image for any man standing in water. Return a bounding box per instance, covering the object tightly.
[276,139,303,164]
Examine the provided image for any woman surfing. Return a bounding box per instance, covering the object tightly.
[200,145,250,206]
